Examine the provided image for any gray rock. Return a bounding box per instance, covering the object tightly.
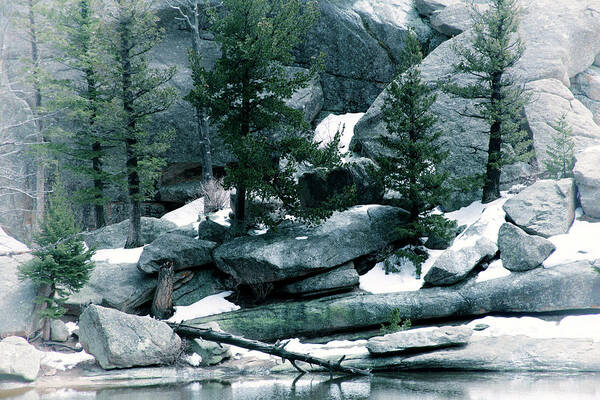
[284,66,324,123]
[415,0,459,17]
[173,269,227,307]
[137,233,216,274]
[159,181,204,203]
[348,335,600,372]
[213,205,408,285]
[66,261,156,314]
[168,223,198,239]
[197,218,230,244]
[498,223,556,272]
[367,326,473,355]
[191,261,600,341]
[430,3,473,37]
[189,338,231,366]
[0,254,36,338]
[78,305,181,370]
[0,336,41,382]
[82,217,177,250]
[424,223,463,250]
[574,146,600,218]
[503,179,576,238]
[50,320,70,342]
[280,262,359,297]
[424,237,497,286]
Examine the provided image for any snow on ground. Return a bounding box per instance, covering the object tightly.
[65,322,79,336]
[207,208,232,227]
[183,353,203,367]
[167,291,240,323]
[450,195,510,250]
[91,246,144,264]
[543,208,600,267]
[314,113,364,154]
[160,197,205,227]
[475,259,511,283]
[0,227,29,253]
[40,350,95,371]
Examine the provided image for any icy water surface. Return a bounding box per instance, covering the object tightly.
[4,372,600,400]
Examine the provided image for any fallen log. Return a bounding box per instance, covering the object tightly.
[167,322,371,376]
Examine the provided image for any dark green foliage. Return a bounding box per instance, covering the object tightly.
[444,0,532,203]
[543,114,575,179]
[18,182,95,321]
[375,31,453,269]
[380,308,411,335]
[196,0,350,231]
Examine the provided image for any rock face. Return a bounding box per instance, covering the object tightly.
[415,0,459,17]
[0,336,41,381]
[280,262,359,297]
[352,0,600,209]
[78,305,181,370]
[367,326,473,355]
[137,234,216,274]
[574,146,600,218]
[213,205,408,285]
[503,179,576,238]
[430,3,472,36]
[67,261,156,314]
[192,261,600,341]
[82,217,177,250]
[197,218,230,244]
[498,223,556,272]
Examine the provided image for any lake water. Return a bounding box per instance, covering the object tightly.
[4,372,600,400]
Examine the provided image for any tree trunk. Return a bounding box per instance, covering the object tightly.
[124,141,142,248]
[168,323,371,376]
[198,106,213,184]
[482,73,503,204]
[233,184,246,234]
[30,283,53,341]
[92,141,105,228]
[151,261,174,320]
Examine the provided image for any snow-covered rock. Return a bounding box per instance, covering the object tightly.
[0,336,41,381]
[82,217,177,249]
[503,179,576,238]
[78,305,181,370]
[498,222,555,272]
[314,113,364,154]
[160,197,204,227]
[168,291,240,324]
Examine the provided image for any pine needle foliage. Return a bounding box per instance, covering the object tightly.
[19,181,95,321]
[543,114,575,179]
[444,0,532,203]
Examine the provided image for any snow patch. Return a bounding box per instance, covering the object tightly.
[183,353,203,367]
[295,236,308,240]
[475,259,511,283]
[314,113,364,154]
[207,208,232,227]
[39,350,95,371]
[65,322,79,336]
[451,195,510,251]
[543,209,600,267]
[160,197,205,227]
[167,291,240,323]
[91,246,144,264]
[0,227,29,253]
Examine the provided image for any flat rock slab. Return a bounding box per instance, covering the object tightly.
[82,217,177,250]
[79,305,181,370]
[503,179,576,238]
[0,336,41,382]
[213,205,408,285]
[498,223,556,271]
[280,262,359,296]
[349,335,600,372]
[574,146,600,218]
[192,261,600,341]
[137,233,216,274]
[367,326,473,355]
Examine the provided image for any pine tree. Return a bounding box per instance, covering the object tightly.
[18,181,95,341]
[543,114,575,179]
[101,0,177,247]
[199,0,348,232]
[375,31,454,271]
[444,0,532,203]
[45,0,114,229]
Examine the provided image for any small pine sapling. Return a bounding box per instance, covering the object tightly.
[19,181,95,340]
[380,308,412,334]
[543,114,575,179]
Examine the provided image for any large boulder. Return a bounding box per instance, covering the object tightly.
[78,305,181,370]
[498,223,556,272]
[137,233,216,274]
[574,146,600,218]
[502,179,576,238]
[67,261,156,314]
[173,269,228,306]
[213,205,408,285]
[191,261,600,341]
[280,262,359,297]
[414,0,459,17]
[430,3,473,37]
[82,217,177,250]
[0,337,41,381]
[367,326,473,355]
[351,0,600,209]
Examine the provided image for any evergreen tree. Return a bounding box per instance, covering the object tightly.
[543,114,575,179]
[198,0,347,232]
[18,181,95,341]
[46,0,114,229]
[444,0,532,203]
[375,31,454,270]
[101,0,177,247]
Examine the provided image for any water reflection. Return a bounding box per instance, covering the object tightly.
[5,372,600,400]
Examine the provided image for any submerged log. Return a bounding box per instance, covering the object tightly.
[168,323,371,376]
[151,261,174,320]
